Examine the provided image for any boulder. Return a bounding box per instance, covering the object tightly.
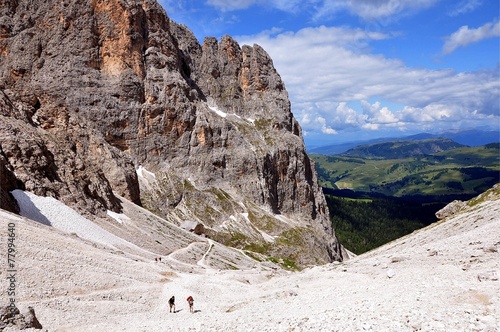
[0,306,42,331]
[435,200,467,219]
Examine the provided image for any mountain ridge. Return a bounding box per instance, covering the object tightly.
[309,129,500,155]
[312,143,499,198]
[341,137,464,159]
[0,0,342,267]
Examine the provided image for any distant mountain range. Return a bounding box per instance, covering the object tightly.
[311,142,499,199]
[341,138,464,159]
[309,129,500,155]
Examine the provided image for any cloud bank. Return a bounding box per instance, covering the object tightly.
[314,0,437,21]
[238,26,499,137]
[206,0,438,20]
[161,0,499,142]
[206,0,304,12]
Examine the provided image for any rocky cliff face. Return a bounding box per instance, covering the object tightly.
[0,0,343,266]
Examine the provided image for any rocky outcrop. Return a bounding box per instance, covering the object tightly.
[0,94,20,214]
[0,306,42,330]
[436,183,500,220]
[435,200,467,219]
[0,0,342,265]
[0,89,140,217]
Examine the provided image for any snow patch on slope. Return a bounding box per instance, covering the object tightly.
[208,105,227,118]
[207,102,254,123]
[107,210,131,224]
[136,165,156,180]
[0,209,23,222]
[11,190,142,252]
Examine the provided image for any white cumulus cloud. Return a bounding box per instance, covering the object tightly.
[443,21,500,54]
[206,0,304,12]
[314,0,437,21]
[316,116,338,135]
[238,25,499,137]
[447,0,483,17]
[161,0,500,139]
[205,0,438,20]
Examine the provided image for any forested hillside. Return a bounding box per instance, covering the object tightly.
[313,143,499,199]
[326,195,442,254]
[313,141,499,254]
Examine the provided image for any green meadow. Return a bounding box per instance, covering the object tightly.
[312,142,499,254]
[312,143,499,198]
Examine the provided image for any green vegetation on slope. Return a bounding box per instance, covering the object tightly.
[342,138,464,159]
[312,143,500,198]
[314,141,499,254]
[326,195,443,254]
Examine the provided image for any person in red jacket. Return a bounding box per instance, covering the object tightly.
[186,295,194,313]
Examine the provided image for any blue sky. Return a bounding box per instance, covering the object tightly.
[159,0,499,147]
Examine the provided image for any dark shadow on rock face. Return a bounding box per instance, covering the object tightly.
[10,190,52,226]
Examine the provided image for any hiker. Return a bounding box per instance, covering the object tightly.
[187,295,194,313]
[169,296,175,313]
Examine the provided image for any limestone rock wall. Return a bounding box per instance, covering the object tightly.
[0,0,343,264]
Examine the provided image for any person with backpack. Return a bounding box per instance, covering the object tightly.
[168,296,175,313]
[186,295,194,313]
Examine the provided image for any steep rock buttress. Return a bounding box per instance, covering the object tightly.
[0,0,343,266]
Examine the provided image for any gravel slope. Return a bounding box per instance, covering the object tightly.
[0,190,498,331]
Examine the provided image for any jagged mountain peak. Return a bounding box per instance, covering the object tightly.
[0,0,343,267]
